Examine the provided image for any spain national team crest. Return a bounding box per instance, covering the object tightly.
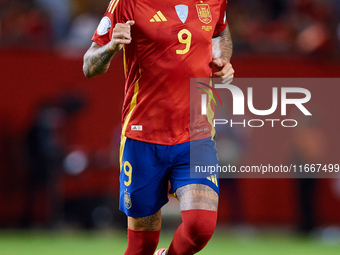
[196,3,212,24]
[124,190,132,209]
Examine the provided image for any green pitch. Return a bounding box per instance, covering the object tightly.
[0,230,339,255]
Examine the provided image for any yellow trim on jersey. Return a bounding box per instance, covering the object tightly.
[108,0,120,14]
[123,46,127,78]
[128,73,140,113]
[112,0,120,13]
[108,0,115,13]
[119,69,141,169]
[206,77,216,138]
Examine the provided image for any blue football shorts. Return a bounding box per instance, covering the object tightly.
[119,136,219,217]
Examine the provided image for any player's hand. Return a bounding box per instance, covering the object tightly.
[213,58,234,84]
[108,20,135,52]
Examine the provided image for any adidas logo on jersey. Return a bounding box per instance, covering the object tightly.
[131,125,143,131]
[150,11,167,22]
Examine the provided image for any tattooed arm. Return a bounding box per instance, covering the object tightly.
[83,21,135,78]
[83,43,114,78]
[213,25,233,62]
[212,25,234,83]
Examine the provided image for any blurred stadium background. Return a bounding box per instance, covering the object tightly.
[1,0,340,254]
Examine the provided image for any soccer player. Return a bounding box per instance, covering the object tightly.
[83,0,234,254]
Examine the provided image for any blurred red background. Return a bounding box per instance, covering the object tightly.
[1,0,340,230]
[0,49,339,228]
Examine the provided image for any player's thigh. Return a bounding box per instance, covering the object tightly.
[128,209,162,231]
[120,137,170,218]
[175,183,219,212]
[169,137,219,211]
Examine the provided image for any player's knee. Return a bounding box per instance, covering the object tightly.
[182,210,217,250]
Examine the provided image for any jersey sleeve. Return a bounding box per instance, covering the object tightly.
[213,0,227,35]
[92,0,134,46]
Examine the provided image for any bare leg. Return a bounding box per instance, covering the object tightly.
[128,209,162,231]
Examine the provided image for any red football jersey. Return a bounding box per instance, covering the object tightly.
[92,0,227,145]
